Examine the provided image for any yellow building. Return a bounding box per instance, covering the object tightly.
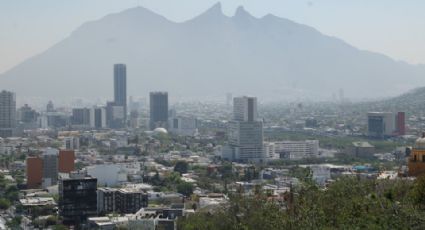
[408,136,425,177]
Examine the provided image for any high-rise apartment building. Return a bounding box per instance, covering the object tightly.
[0,90,16,138]
[116,188,148,214]
[59,172,97,225]
[71,108,91,126]
[42,148,59,188]
[149,92,168,130]
[97,187,148,215]
[18,104,38,123]
[26,156,43,189]
[114,64,127,121]
[233,96,257,122]
[90,107,107,129]
[223,96,263,162]
[58,150,75,173]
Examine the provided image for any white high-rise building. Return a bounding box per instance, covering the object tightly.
[233,96,258,122]
[90,107,107,129]
[0,90,16,138]
[223,96,263,162]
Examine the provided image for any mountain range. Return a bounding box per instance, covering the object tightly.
[1,2,424,101]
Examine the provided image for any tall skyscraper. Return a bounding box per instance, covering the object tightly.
[0,90,16,138]
[223,96,264,162]
[114,64,127,120]
[149,92,169,130]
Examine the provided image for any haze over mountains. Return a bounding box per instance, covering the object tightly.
[1,2,424,101]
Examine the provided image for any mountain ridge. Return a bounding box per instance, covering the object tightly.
[1,3,424,101]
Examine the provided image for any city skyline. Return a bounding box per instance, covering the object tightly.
[2,2,425,229]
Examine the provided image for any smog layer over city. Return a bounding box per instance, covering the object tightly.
[1,1,425,229]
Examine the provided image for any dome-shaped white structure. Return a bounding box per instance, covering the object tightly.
[153,127,168,134]
[416,137,425,149]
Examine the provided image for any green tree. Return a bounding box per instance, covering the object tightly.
[410,175,425,208]
[174,161,189,175]
[52,224,68,230]
[6,216,22,229]
[177,182,193,197]
[0,198,11,210]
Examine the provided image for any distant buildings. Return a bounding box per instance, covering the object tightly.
[367,112,406,138]
[59,172,98,225]
[102,64,128,129]
[26,148,75,189]
[168,113,198,136]
[90,106,107,129]
[347,142,375,158]
[265,140,319,160]
[71,108,90,126]
[114,64,127,121]
[0,90,16,138]
[18,104,38,124]
[223,96,264,162]
[226,93,233,107]
[46,101,54,112]
[150,92,169,130]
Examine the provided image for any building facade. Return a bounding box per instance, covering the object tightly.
[149,92,168,130]
[26,156,43,189]
[224,96,263,162]
[0,90,16,138]
[408,135,425,177]
[114,64,127,118]
[59,172,97,225]
[58,150,75,173]
[90,107,107,129]
[367,112,398,138]
[271,140,319,160]
[71,108,91,126]
[42,148,59,188]
[97,187,148,215]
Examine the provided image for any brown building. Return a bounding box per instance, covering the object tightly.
[408,136,425,177]
[26,157,43,189]
[58,150,75,173]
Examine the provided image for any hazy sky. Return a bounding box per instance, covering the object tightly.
[1,0,424,74]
